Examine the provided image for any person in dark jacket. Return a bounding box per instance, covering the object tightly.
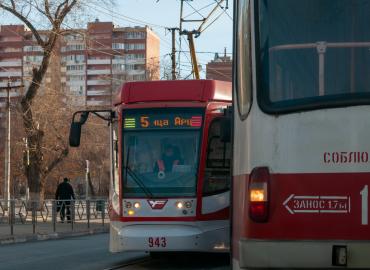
[154,144,182,173]
[55,178,75,223]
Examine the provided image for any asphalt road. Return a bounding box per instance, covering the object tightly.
[119,253,231,270]
[0,234,146,270]
[0,234,230,270]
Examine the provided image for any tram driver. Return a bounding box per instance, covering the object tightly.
[154,144,182,177]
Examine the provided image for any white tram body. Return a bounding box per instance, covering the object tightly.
[233,0,370,269]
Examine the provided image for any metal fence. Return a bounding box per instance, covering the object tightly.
[0,199,109,237]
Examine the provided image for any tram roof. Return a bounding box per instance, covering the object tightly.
[115,79,232,105]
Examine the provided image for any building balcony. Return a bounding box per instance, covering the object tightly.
[126,70,145,75]
[0,60,22,67]
[87,79,111,86]
[87,69,111,75]
[112,59,125,64]
[0,91,21,98]
[87,59,111,65]
[66,70,85,75]
[87,90,111,96]
[66,80,85,86]
[63,60,86,65]
[126,59,145,65]
[0,81,22,88]
[112,69,125,75]
[0,71,22,77]
[86,100,111,106]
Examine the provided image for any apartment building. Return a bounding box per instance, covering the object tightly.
[61,20,160,107]
[0,21,160,111]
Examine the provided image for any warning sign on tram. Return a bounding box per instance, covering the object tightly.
[283,194,351,215]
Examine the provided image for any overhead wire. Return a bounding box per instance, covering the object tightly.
[83,1,173,49]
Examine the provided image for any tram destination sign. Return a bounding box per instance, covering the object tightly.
[123,111,203,130]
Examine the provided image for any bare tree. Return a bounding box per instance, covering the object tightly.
[0,0,80,203]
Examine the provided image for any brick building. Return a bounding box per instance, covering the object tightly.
[206,50,232,82]
[0,20,160,110]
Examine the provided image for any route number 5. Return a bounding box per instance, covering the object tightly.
[140,116,149,128]
[361,185,368,225]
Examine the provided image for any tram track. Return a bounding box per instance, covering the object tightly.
[103,252,230,270]
[103,256,152,270]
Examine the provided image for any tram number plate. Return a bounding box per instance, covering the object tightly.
[148,237,167,248]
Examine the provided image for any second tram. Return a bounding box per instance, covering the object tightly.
[233,0,370,269]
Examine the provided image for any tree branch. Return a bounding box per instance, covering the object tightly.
[0,3,46,47]
[54,0,68,19]
[44,0,54,24]
[57,0,77,25]
[10,0,15,9]
[43,146,69,177]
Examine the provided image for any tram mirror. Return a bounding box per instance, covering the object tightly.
[220,117,231,143]
[69,122,82,147]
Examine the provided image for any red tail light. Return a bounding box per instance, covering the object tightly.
[249,167,270,222]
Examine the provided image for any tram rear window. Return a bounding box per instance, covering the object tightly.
[256,0,370,113]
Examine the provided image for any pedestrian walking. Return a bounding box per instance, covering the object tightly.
[55,178,75,223]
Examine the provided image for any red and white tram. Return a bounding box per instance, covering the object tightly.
[233,0,370,268]
[70,80,232,253]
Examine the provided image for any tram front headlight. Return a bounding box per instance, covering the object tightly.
[134,202,141,209]
[176,202,184,209]
[128,210,135,216]
[185,201,192,208]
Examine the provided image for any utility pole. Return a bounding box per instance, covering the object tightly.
[178,0,226,80]
[182,30,200,79]
[0,77,11,208]
[5,78,10,207]
[1,79,23,206]
[85,160,90,200]
[168,28,179,80]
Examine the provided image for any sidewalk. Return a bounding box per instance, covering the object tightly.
[0,220,109,245]
[0,199,110,245]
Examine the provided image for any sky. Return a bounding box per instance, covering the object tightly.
[0,0,234,79]
[96,0,234,78]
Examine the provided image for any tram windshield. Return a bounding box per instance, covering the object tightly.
[257,0,370,111]
[122,109,203,198]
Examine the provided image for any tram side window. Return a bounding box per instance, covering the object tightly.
[203,118,231,195]
[112,119,120,195]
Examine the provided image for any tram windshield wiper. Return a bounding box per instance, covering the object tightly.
[124,146,153,198]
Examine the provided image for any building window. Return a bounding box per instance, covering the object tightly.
[64,34,84,41]
[61,44,85,52]
[23,45,43,52]
[66,65,84,71]
[126,64,142,70]
[24,55,43,63]
[132,74,146,81]
[124,32,145,39]
[112,43,125,49]
[126,53,145,60]
[67,75,85,81]
[62,54,85,62]
[125,43,145,50]
[112,64,125,71]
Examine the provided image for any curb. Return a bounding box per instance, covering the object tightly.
[0,227,109,245]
